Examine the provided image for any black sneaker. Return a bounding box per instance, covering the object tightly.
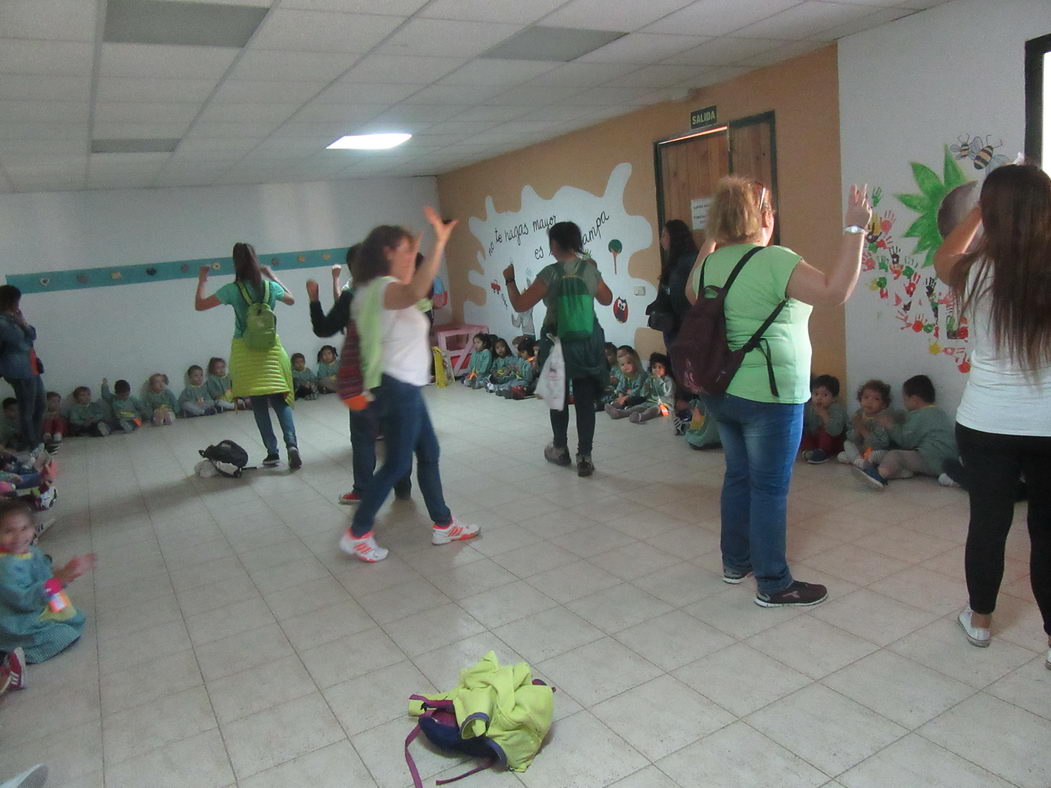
[544,443,571,467]
[576,453,594,477]
[755,581,828,608]
[723,567,752,584]
[287,447,302,471]
[804,449,830,464]
[262,453,280,468]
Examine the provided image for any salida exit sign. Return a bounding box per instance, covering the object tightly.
[690,105,717,130]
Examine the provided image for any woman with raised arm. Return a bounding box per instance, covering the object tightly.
[934,164,1051,665]
[195,243,301,470]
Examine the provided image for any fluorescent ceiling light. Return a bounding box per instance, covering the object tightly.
[327,133,412,150]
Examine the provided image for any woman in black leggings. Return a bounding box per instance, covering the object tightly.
[934,164,1051,666]
[505,222,613,477]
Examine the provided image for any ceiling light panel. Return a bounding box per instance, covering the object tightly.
[104,0,268,47]
[340,54,469,85]
[483,26,625,62]
[0,40,94,75]
[380,18,524,58]
[578,32,710,63]
[0,0,97,42]
[100,43,239,78]
[420,0,567,25]
[250,10,404,53]
[644,0,801,36]
[732,2,879,41]
[544,0,695,33]
[226,51,361,82]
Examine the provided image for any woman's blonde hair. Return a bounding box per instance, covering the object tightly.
[708,176,773,244]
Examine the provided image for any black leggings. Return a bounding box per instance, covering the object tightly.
[550,377,599,456]
[957,423,1051,636]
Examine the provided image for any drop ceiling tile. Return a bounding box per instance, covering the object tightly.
[92,121,192,139]
[341,54,469,85]
[188,118,287,136]
[274,120,357,137]
[100,43,239,78]
[529,62,639,87]
[3,154,88,174]
[0,121,87,140]
[96,76,220,103]
[94,102,202,124]
[250,9,404,52]
[89,152,171,169]
[420,0,566,24]
[644,0,801,36]
[605,63,711,87]
[0,100,88,122]
[0,40,94,75]
[454,105,535,122]
[379,18,524,58]
[732,1,881,41]
[153,0,272,5]
[286,102,388,123]
[897,0,950,8]
[370,104,462,124]
[227,50,361,82]
[0,0,96,42]
[488,84,594,105]
[529,104,594,121]
[553,85,655,106]
[282,0,429,13]
[577,33,711,64]
[0,139,86,155]
[401,83,505,105]
[249,136,333,157]
[86,173,159,189]
[176,137,263,153]
[808,6,915,40]
[351,118,433,135]
[210,79,324,103]
[196,102,299,123]
[0,75,90,101]
[314,81,423,104]
[543,0,695,33]
[438,58,561,86]
[8,173,85,191]
[733,38,824,66]
[664,36,793,66]
[687,65,753,87]
[423,119,501,135]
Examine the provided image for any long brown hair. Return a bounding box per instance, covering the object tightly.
[951,164,1051,370]
[232,242,262,292]
[355,225,410,286]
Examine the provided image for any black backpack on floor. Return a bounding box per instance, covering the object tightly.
[199,440,252,478]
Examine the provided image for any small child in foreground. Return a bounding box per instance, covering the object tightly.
[316,346,339,393]
[838,379,893,468]
[605,348,651,419]
[0,499,95,676]
[101,379,148,433]
[629,353,675,424]
[42,392,66,447]
[855,375,958,491]
[486,338,516,392]
[179,365,218,417]
[205,357,237,412]
[801,374,847,464]
[68,386,115,437]
[462,333,493,389]
[291,353,319,400]
[143,373,178,426]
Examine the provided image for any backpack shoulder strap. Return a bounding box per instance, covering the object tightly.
[721,246,764,292]
[236,281,253,306]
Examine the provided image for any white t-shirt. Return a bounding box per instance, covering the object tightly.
[956,270,1051,436]
[354,279,430,387]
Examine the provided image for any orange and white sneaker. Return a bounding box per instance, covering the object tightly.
[339,530,389,563]
[432,519,480,546]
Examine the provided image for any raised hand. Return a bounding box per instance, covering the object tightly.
[306,280,320,301]
[502,264,515,283]
[846,184,873,228]
[198,265,210,280]
[330,264,342,279]
[424,205,459,243]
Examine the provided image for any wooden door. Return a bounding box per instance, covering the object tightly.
[730,112,779,244]
[656,128,729,249]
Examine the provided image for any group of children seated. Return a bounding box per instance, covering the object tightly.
[801,373,960,489]
[291,345,339,400]
[461,334,539,398]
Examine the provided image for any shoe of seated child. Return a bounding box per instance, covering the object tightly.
[854,465,888,490]
[802,449,830,464]
[938,473,961,488]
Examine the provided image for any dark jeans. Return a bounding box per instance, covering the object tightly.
[703,393,804,595]
[956,423,1051,635]
[349,400,411,498]
[250,394,297,456]
[550,376,600,456]
[9,375,44,449]
[351,375,451,537]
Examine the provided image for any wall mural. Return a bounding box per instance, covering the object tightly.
[463,163,652,345]
[861,138,1011,375]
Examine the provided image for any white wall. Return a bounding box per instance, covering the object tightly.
[839,0,1051,413]
[0,176,443,396]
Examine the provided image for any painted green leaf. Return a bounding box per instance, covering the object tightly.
[896,193,928,212]
[942,146,968,190]
[911,162,942,199]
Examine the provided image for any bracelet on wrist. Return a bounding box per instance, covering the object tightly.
[843,224,865,235]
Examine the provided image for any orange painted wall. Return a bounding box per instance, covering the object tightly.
[437,45,846,382]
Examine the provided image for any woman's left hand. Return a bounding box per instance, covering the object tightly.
[502,264,515,283]
[845,184,873,228]
[198,266,210,280]
[424,206,459,243]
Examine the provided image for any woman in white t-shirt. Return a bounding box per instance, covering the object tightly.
[339,207,479,563]
[935,164,1051,665]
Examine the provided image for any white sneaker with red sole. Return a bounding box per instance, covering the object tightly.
[338,492,362,505]
[339,531,389,562]
[432,520,480,545]
[3,647,26,690]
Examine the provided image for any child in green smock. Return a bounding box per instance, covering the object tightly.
[206,357,237,412]
[628,353,676,424]
[179,365,218,417]
[316,345,338,393]
[486,338,516,392]
[605,348,650,420]
[839,379,894,468]
[68,386,116,437]
[462,333,492,389]
[143,373,178,426]
[101,379,149,432]
[291,353,318,400]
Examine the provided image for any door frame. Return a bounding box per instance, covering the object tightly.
[653,124,729,235]
[729,110,780,245]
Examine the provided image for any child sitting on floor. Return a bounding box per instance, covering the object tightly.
[629,353,675,424]
[601,343,622,405]
[316,345,339,393]
[143,373,178,426]
[685,398,722,449]
[605,348,651,419]
[291,353,319,400]
[462,333,493,389]
[205,357,237,412]
[855,374,958,491]
[801,374,848,464]
[838,379,894,468]
[0,499,95,673]
[101,379,148,432]
[179,365,217,417]
[42,392,66,447]
[495,338,537,397]
[68,386,115,437]
[486,338,516,392]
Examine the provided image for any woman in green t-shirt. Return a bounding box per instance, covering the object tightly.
[686,177,872,608]
[505,222,613,478]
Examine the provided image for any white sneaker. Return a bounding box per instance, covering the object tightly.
[938,473,961,488]
[958,608,991,647]
[339,531,389,563]
[432,520,480,545]
[836,452,851,465]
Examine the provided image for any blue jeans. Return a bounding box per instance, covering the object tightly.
[703,393,803,595]
[250,394,297,456]
[349,401,411,498]
[351,375,451,537]
[8,375,44,449]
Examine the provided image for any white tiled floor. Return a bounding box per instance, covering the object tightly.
[2,385,1049,787]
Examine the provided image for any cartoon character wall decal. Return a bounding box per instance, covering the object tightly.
[608,239,622,275]
[613,297,628,323]
[490,280,507,308]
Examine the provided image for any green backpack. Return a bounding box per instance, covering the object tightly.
[237,280,277,351]
[554,259,595,341]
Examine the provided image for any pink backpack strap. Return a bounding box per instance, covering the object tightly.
[405,723,426,788]
[435,760,495,786]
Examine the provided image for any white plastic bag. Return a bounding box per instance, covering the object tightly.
[536,336,566,411]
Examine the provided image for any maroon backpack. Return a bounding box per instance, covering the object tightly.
[670,246,786,398]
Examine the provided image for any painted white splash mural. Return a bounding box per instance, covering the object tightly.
[464,163,653,345]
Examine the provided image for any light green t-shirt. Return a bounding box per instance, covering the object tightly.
[537,257,602,337]
[690,244,812,404]
[216,280,285,339]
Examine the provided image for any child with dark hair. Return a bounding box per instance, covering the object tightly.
[486,338,516,392]
[206,357,237,412]
[602,342,621,405]
[42,392,65,447]
[801,374,848,464]
[291,353,319,400]
[68,386,116,437]
[143,373,178,426]
[855,374,958,490]
[496,338,537,397]
[629,353,676,424]
[316,345,339,393]
[0,399,19,447]
[605,348,651,419]
[838,379,894,468]
[462,333,493,388]
[179,365,217,417]
[101,378,148,432]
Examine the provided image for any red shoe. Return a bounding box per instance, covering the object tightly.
[4,647,26,690]
[338,492,362,505]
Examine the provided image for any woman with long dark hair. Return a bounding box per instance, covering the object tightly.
[935,164,1051,663]
[195,243,301,469]
[0,286,45,452]
[647,219,698,348]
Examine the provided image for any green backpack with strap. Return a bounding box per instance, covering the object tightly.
[554,258,595,341]
[237,280,277,351]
